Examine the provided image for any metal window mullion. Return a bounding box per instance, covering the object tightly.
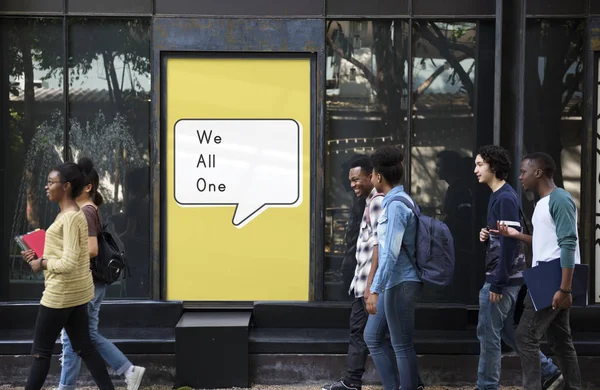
[62,15,69,161]
[405,17,413,195]
[493,0,502,145]
[583,17,597,302]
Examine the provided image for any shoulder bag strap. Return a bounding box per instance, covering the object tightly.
[509,189,531,235]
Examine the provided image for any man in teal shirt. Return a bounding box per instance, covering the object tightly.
[496,152,581,390]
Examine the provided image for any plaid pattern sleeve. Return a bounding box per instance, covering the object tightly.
[349,189,384,298]
[368,195,383,248]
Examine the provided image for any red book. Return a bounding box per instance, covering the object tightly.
[22,229,46,258]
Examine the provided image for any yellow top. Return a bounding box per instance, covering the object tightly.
[40,210,94,309]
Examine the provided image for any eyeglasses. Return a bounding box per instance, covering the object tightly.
[47,179,64,186]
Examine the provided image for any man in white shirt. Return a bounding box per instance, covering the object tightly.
[496,152,581,390]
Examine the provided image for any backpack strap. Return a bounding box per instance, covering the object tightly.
[396,196,420,217]
[395,197,419,269]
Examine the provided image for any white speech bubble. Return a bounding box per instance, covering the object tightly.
[174,119,302,228]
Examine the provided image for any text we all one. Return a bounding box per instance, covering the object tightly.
[195,129,226,192]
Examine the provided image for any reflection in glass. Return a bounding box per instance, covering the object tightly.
[524,20,584,213]
[1,18,64,300]
[68,18,151,298]
[411,22,478,303]
[325,20,410,300]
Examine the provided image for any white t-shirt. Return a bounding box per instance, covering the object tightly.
[531,188,580,267]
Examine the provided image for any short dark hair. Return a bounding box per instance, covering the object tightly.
[477,145,511,180]
[350,156,373,174]
[370,146,404,185]
[53,162,86,200]
[78,157,104,206]
[523,152,556,178]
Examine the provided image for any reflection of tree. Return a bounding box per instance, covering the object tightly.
[69,111,146,214]
[524,20,584,189]
[4,18,150,234]
[69,19,151,213]
[7,20,63,146]
[68,19,150,111]
[5,19,63,232]
[326,21,476,142]
[412,22,475,106]
[327,21,408,141]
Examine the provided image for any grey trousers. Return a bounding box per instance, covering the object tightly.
[515,293,581,390]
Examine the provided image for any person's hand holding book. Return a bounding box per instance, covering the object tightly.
[21,249,37,263]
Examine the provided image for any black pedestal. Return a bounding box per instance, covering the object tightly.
[175,311,252,389]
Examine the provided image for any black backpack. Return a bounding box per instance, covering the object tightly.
[93,221,129,285]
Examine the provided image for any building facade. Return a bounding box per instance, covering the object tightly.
[1,0,600,386]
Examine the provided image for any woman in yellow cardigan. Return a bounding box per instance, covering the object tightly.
[21,162,114,390]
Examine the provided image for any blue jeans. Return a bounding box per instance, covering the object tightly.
[477,283,559,390]
[367,282,422,390]
[364,291,399,390]
[59,283,132,390]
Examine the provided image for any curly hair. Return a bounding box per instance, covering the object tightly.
[370,146,404,185]
[477,145,511,180]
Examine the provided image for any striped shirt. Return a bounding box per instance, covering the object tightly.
[41,210,94,309]
[349,188,383,298]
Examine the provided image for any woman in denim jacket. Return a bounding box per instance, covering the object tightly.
[365,146,423,390]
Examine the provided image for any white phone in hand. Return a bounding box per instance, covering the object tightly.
[498,220,521,228]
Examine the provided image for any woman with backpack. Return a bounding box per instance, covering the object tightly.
[364,146,423,390]
[57,158,145,390]
[21,162,115,390]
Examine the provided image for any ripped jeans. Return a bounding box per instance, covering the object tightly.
[59,283,132,389]
[25,303,114,390]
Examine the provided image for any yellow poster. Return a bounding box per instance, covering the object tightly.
[165,56,311,301]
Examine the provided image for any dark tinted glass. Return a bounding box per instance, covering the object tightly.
[523,20,584,218]
[68,18,152,298]
[1,18,64,300]
[411,22,479,303]
[324,20,410,300]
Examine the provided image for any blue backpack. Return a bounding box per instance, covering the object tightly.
[397,197,455,287]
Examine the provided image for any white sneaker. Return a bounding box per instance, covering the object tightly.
[544,373,564,390]
[125,365,146,390]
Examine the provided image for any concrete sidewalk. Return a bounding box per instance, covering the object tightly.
[0,386,521,390]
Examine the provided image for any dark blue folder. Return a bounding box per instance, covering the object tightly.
[522,258,589,311]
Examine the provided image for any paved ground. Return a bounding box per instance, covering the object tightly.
[0,385,521,390]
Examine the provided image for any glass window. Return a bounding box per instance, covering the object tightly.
[523,19,584,220]
[324,20,410,301]
[596,55,600,304]
[68,18,152,298]
[1,18,64,300]
[411,21,479,303]
[324,20,489,303]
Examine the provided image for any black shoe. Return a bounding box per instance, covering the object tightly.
[322,380,361,390]
[542,371,564,390]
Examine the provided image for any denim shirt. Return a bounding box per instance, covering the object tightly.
[370,185,420,294]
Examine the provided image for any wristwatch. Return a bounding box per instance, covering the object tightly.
[559,288,572,294]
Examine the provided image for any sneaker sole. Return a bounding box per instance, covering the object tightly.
[129,367,146,390]
[545,374,564,390]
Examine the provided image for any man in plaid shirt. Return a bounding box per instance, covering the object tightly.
[322,156,383,390]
